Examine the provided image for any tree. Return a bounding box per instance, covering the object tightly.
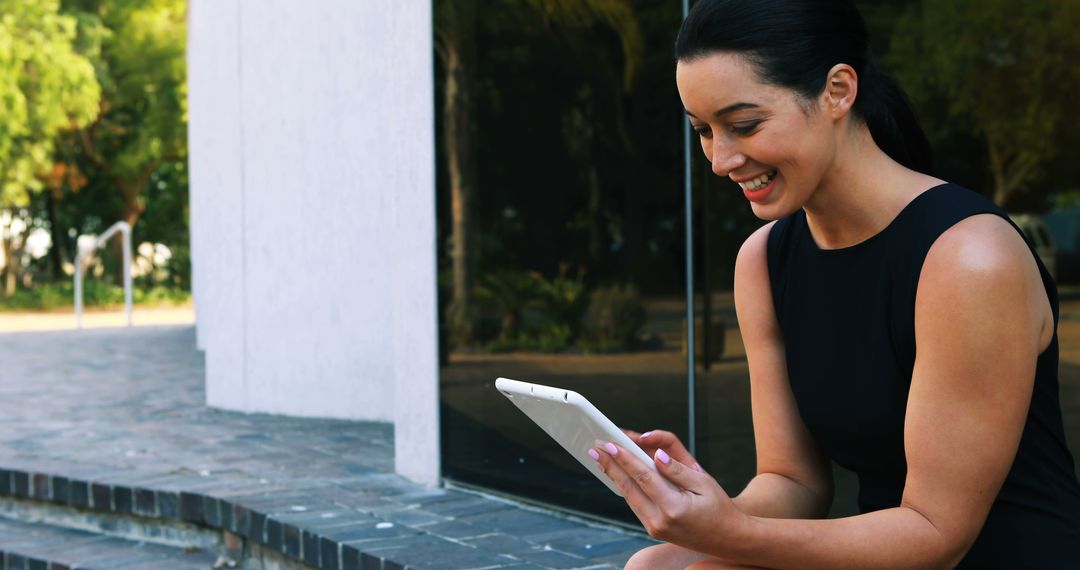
[534,0,643,263]
[435,0,642,345]
[435,0,479,346]
[891,0,1080,208]
[0,0,100,294]
[59,0,186,277]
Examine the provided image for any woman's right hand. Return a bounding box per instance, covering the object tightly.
[622,429,706,473]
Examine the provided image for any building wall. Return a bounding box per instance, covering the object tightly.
[188,0,439,485]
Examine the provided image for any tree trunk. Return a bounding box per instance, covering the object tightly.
[988,136,1036,208]
[46,191,65,279]
[2,233,13,298]
[111,179,145,284]
[442,9,477,346]
[1,214,22,297]
[588,165,601,260]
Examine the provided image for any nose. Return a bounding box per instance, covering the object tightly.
[709,139,746,178]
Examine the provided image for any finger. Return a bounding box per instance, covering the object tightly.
[624,429,664,458]
[638,430,704,472]
[590,445,662,523]
[652,448,712,495]
[600,442,683,502]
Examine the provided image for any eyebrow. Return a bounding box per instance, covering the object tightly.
[685,102,761,119]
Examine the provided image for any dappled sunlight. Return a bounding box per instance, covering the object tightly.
[0,305,194,333]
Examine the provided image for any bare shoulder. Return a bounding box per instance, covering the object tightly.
[734,221,779,317]
[734,221,777,278]
[918,213,1051,348]
[923,213,1035,275]
[921,213,1044,297]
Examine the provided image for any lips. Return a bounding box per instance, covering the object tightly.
[740,170,778,204]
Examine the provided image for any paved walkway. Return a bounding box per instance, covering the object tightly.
[0,326,651,569]
[0,305,195,333]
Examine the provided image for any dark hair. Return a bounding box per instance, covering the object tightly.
[676,0,934,175]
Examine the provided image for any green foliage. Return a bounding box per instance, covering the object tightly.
[473,268,589,353]
[529,268,587,352]
[890,0,1080,206]
[1056,190,1080,210]
[523,0,643,90]
[580,283,645,353]
[475,269,543,342]
[0,280,188,311]
[476,275,643,353]
[0,0,190,298]
[73,0,187,182]
[0,0,100,206]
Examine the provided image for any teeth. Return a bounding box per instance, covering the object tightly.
[738,171,776,191]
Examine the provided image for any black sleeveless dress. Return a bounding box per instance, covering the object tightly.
[766,184,1080,568]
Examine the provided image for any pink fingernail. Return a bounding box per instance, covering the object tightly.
[655,449,671,465]
[603,442,619,456]
[692,462,704,473]
[640,431,653,439]
[588,448,600,462]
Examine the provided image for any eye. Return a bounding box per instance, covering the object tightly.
[692,124,712,138]
[730,121,762,136]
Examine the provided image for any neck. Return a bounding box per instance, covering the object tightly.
[802,126,939,250]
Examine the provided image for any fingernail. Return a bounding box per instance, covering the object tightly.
[588,448,600,462]
[603,442,618,456]
[640,431,653,439]
[655,449,671,465]
[692,462,704,473]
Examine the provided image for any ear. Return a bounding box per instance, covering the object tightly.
[822,63,858,120]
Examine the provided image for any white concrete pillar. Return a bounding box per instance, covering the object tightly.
[188,0,439,485]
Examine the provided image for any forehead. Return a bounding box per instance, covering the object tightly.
[676,52,791,116]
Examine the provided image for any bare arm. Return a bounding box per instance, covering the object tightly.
[731,223,833,520]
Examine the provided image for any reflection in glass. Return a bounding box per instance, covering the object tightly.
[1050,207,1080,481]
[435,0,1080,527]
[436,0,689,524]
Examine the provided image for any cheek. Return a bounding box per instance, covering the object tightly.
[762,125,822,177]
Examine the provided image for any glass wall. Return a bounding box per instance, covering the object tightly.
[436,0,1080,527]
[434,0,689,523]
[688,152,863,517]
[688,152,769,514]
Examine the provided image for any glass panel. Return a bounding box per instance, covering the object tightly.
[1047,209,1080,479]
[436,0,687,524]
[690,153,864,518]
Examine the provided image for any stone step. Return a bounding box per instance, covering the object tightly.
[0,516,218,570]
[0,465,644,570]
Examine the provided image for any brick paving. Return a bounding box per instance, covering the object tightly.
[0,516,218,570]
[0,326,651,569]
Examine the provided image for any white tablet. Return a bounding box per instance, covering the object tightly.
[495,377,656,497]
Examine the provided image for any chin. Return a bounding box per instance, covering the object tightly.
[748,199,797,222]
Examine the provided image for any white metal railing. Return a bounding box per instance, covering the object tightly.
[74,221,132,329]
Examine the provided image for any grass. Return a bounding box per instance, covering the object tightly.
[0,282,191,312]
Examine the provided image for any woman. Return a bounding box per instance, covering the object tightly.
[587,1,1080,568]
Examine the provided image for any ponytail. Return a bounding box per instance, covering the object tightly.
[855,59,935,176]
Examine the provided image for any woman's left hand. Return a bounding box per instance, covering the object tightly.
[592,442,750,556]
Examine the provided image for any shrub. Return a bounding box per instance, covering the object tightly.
[0,282,190,311]
[581,283,646,353]
[474,266,587,353]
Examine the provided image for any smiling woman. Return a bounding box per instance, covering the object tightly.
[598,1,1080,569]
